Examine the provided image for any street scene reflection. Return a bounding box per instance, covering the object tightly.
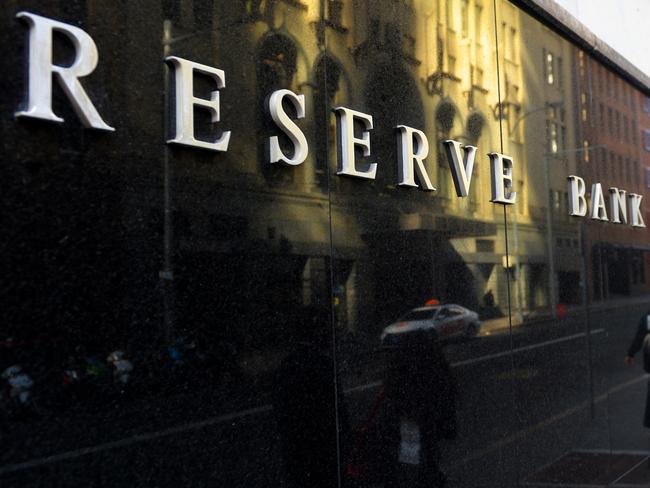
[1,0,650,487]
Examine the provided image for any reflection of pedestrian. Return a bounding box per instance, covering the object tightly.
[624,310,650,428]
[483,289,495,309]
[273,307,347,488]
[382,332,457,488]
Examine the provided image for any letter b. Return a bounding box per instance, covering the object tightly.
[567,175,587,217]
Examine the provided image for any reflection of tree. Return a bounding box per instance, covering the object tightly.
[435,100,459,199]
[365,57,424,191]
[466,111,486,204]
[242,0,265,20]
[466,111,485,145]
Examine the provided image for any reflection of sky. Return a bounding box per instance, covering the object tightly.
[553,0,650,78]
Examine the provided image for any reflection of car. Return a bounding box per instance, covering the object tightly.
[381,305,480,345]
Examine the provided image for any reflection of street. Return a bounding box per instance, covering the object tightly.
[1,303,649,486]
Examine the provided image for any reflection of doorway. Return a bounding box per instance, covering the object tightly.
[527,264,547,310]
[361,232,478,333]
[607,249,630,297]
[558,271,580,304]
[444,262,479,310]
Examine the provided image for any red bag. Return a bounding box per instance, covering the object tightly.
[345,386,387,484]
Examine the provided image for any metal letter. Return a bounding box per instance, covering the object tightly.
[15,12,114,131]
[608,187,627,224]
[166,56,231,151]
[267,89,308,166]
[333,107,376,179]
[589,183,608,221]
[443,139,477,197]
[396,126,435,190]
[488,152,516,204]
[628,193,646,228]
[567,175,587,216]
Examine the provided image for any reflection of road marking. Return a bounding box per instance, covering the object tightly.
[345,380,381,394]
[449,374,648,472]
[0,328,610,475]
[345,329,606,393]
[452,328,605,368]
[574,448,650,455]
[610,454,649,485]
[0,405,272,475]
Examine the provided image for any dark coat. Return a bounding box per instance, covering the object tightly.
[626,311,650,428]
[274,342,346,488]
[627,311,650,357]
[380,335,457,488]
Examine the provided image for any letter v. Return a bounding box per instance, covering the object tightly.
[443,140,477,197]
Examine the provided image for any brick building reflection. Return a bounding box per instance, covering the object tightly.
[574,49,650,302]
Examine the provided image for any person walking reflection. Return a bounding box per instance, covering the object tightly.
[273,306,347,488]
[624,310,650,428]
[383,331,458,488]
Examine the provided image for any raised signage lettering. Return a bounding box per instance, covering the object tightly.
[267,89,308,166]
[609,187,627,224]
[488,153,516,205]
[15,12,114,131]
[589,183,608,221]
[443,140,477,197]
[629,193,646,228]
[333,107,376,180]
[568,177,644,228]
[396,126,434,191]
[567,176,588,217]
[14,12,646,226]
[166,56,231,151]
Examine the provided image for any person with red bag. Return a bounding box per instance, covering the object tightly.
[346,330,457,487]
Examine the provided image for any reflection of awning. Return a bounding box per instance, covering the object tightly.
[398,213,497,238]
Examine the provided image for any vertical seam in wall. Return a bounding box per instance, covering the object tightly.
[493,0,521,483]
[322,39,344,488]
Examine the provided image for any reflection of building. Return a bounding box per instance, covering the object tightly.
[155,0,520,339]
[639,92,650,289]
[574,50,650,301]
[501,3,580,314]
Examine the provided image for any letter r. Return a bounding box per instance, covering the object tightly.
[15,12,114,131]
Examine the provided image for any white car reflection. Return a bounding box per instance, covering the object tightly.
[381,305,480,345]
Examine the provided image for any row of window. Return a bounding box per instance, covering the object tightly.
[578,51,641,113]
[588,147,640,185]
[596,103,638,145]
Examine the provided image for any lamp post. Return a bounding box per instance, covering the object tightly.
[543,144,605,318]
[160,21,211,342]
[494,101,563,323]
